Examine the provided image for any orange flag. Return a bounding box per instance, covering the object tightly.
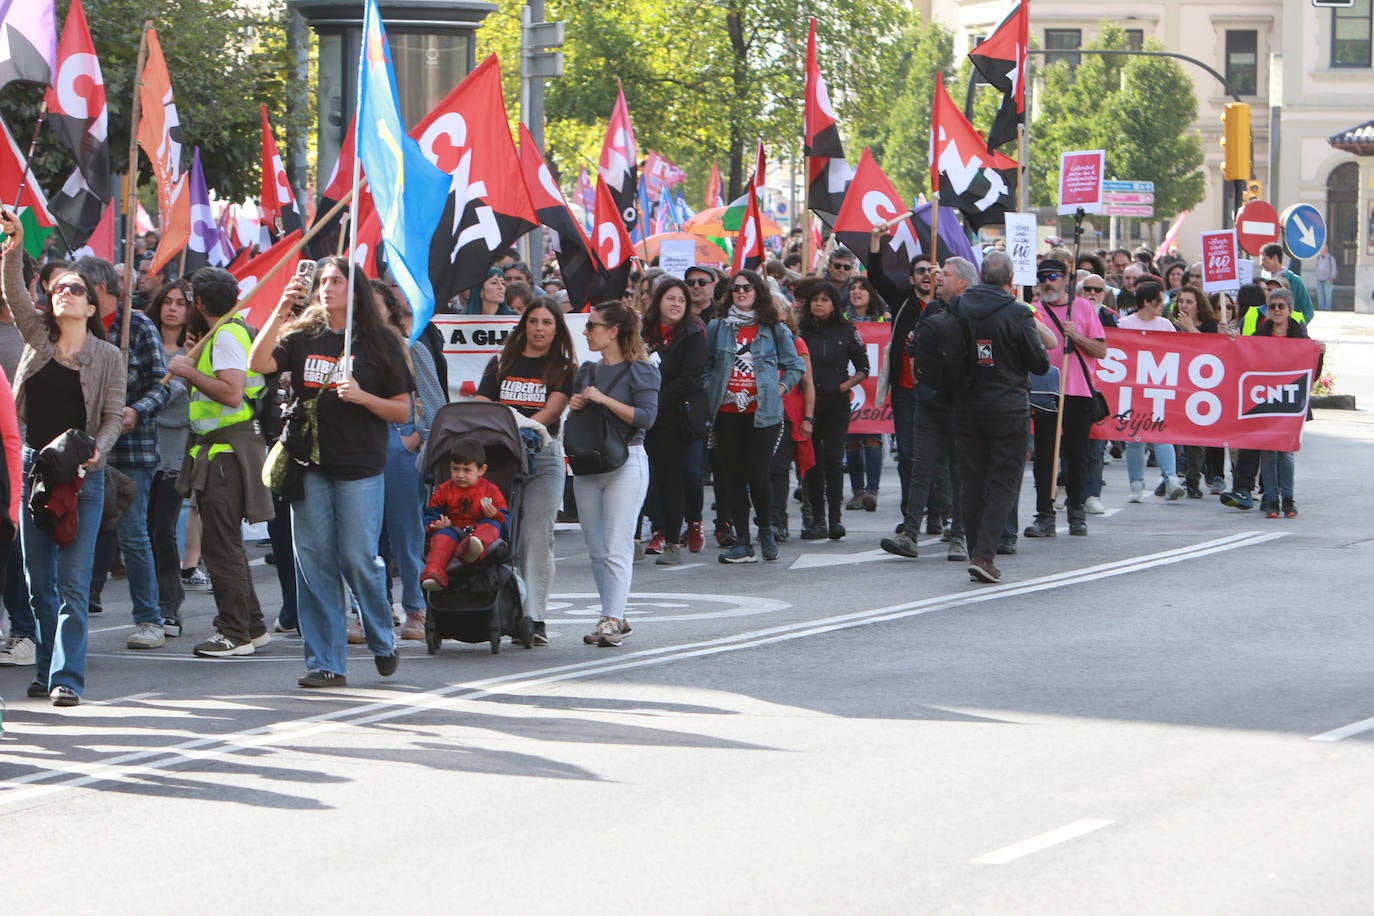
[136,28,189,274]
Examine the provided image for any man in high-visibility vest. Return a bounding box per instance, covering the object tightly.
[168,268,275,659]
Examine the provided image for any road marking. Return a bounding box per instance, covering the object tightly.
[0,531,1278,808]
[1310,715,1374,742]
[971,818,1114,865]
[89,625,135,634]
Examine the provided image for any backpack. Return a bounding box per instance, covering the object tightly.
[910,298,971,392]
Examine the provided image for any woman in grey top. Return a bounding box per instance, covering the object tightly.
[146,280,192,635]
[569,301,660,647]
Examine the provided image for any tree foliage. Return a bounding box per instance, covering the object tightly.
[0,0,305,205]
[1030,24,1206,216]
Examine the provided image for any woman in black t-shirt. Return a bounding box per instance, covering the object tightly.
[476,298,575,644]
[250,257,413,688]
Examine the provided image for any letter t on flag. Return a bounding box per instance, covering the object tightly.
[356,0,448,338]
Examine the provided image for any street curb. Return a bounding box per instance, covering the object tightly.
[1312,394,1357,410]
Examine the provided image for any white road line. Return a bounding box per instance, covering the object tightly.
[0,531,1279,808]
[89,625,134,634]
[1310,715,1374,742]
[971,818,1114,865]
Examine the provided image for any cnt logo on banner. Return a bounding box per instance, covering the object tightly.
[1089,329,1322,452]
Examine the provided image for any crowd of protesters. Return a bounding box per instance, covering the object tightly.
[0,208,1326,706]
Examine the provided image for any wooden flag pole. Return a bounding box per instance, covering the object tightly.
[160,187,358,384]
[12,100,49,210]
[929,193,941,265]
[120,23,153,355]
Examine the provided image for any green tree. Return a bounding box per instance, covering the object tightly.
[1030,24,1205,216]
[0,0,305,208]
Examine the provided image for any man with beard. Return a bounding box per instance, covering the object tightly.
[872,254,935,524]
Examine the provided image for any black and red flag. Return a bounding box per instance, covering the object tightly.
[413,54,537,310]
[930,73,1017,230]
[832,149,928,298]
[307,113,356,256]
[43,0,108,245]
[804,18,851,227]
[589,176,633,303]
[260,104,302,237]
[518,123,598,311]
[598,82,639,238]
[730,187,767,274]
[967,0,1028,152]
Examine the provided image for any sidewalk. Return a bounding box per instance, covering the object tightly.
[1306,310,1374,409]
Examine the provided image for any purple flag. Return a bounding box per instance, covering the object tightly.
[0,0,57,89]
[183,147,225,275]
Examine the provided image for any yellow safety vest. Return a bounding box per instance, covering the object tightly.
[189,319,264,458]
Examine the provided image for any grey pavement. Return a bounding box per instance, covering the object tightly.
[2,313,1373,914]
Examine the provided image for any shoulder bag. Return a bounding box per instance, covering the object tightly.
[564,362,635,476]
[1042,305,1111,424]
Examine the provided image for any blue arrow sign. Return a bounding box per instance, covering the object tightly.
[1280,204,1325,260]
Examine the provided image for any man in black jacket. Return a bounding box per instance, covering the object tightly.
[954,252,1051,583]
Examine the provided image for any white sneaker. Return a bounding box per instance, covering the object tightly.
[1083,496,1106,515]
[0,635,37,666]
[1165,476,1186,501]
[1128,482,1145,503]
[126,622,166,650]
[1053,485,1067,511]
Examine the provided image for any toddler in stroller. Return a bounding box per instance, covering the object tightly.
[421,437,510,590]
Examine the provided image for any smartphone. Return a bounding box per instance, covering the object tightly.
[295,259,318,286]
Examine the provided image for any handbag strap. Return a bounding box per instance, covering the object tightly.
[1042,304,1099,393]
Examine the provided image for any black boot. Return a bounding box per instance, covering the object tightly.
[1067,507,1087,536]
[1023,512,1056,538]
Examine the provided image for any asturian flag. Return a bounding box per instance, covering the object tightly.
[968,0,1028,152]
[412,54,537,317]
[260,105,302,236]
[518,123,598,312]
[44,0,108,245]
[356,0,449,339]
[598,83,639,237]
[0,0,56,89]
[930,73,1017,230]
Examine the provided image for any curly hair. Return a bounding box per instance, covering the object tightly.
[715,269,782,326]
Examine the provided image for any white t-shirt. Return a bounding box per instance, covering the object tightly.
[1118,314,1175,333]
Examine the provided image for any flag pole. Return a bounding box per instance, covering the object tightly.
[160,187,358,383]
[929,193,941,265]
[342,46,366,382]
[120,23,153,356]
[12,100,49,209]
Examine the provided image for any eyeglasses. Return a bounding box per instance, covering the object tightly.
[912,266,932,276]
[1083,286,1104,294]
[685,278,712,287]
[829,263,853,271]
[1037,272,1062,282]
[731,284,754,294]
[585,320,612,330]
[51,281,88,297]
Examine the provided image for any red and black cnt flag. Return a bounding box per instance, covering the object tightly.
[967,0,1028,152]
[804,19,850,227]
[518,124,599,312]
[930,73,1017,230]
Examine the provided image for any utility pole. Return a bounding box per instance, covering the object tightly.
[521,0,564,283]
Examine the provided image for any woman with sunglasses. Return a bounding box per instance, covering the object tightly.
[703,269,805,563]
[571,301,659,647]
[1,210,125,707]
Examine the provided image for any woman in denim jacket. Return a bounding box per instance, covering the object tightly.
[702,269,804,564]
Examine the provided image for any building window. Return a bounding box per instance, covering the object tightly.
[1044,29,1081,69]
[1333,0,1372,68]
[1225,30,1258,95]
[1125,29,1144,51]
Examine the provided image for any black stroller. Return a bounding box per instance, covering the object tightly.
[418,402,535,654]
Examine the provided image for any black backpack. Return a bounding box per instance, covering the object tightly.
[910,298,971,392]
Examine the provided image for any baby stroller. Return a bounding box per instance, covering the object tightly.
[418,401,535,654]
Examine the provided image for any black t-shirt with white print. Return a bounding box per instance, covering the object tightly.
[477,353,573,436]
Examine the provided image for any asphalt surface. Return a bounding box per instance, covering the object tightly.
[2,312,1372,915]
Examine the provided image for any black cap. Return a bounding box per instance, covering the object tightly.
[1037,258,1068,276]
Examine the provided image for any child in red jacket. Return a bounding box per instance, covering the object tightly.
[421,438,510,590]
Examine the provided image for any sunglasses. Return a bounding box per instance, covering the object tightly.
[912,266,932,276]
[1083,286,1104,293]
[585,320,613,329]
[1037,272,1062,282]
[52,281,88,297]
[731,284,754,293]
[829,262,854,271]
[685,278,712,287]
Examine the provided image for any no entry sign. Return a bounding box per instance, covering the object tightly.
[1235,200,1280,256]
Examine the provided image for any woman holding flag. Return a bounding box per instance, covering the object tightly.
[249,257,414,688]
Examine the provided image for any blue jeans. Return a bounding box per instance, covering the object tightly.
[380,429,425,616]
[845,433,883,494]
[519,439,564,621]
[890,386,917,511]
[1316,279,1333,311]
[112,464,162,625]
[1084,438,1106,499]
[22,451,105,695]
[4,537,34,640]
[1126,441,1176,485]
[573,444,649,622]
[1259,451,1295,504]
[292,470,393,675]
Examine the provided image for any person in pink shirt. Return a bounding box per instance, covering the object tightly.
[1024,258,1106,538]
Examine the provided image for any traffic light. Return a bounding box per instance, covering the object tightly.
[1244,180,1262,202]
[1220,102,1251,182]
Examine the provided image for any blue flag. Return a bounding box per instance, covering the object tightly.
[357,0,448,338]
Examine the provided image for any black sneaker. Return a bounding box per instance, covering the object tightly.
[1185,483,1204,499]
[800,523,828,540]
[27,679,47,698]
[298,670,348,688]
[714,524,738,548]
[374,652,399,677]
[759,528,779,561]
[719,544,757,564]
[828,523,846,541]
[996,540,1018,556]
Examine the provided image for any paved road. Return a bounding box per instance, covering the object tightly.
[2,314,1372,914]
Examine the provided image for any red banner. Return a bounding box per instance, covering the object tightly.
[1090,329,1321,451]
[847,321,894,434]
